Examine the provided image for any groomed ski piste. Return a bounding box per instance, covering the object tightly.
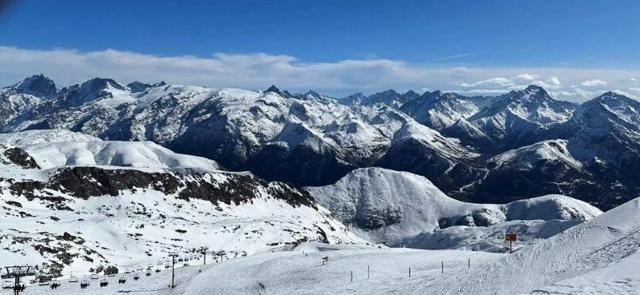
[5,197,640,295]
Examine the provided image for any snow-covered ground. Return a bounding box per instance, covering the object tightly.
[10,198,635,295]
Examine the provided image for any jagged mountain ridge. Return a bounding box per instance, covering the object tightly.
[1,75,639,209]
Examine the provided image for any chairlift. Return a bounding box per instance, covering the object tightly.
[80,280,90,289]
[50,281,61,289]
[118,277,126,284]
[146,272,151,277]
[2,280,14,289]
[99,279,108,287]
[133,274,140,281]
[68,275,79,283]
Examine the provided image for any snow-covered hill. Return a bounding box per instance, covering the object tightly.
[417,197,640,294]
[305,168,601,249]
[0,130,365,279]
[0,130,221,172]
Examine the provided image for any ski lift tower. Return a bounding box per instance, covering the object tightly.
[2,265,36,295]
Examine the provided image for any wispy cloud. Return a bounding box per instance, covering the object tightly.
[0,46,639,102]
[429,53,475,62]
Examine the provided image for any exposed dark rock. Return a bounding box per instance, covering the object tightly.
[3,147,40,169]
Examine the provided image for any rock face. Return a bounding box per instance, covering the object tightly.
[1,76,640,209]
[0,130,364,278]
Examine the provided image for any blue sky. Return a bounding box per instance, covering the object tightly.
[1,0,640,100]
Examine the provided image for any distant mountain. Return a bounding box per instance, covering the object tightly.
[0,75,639,209]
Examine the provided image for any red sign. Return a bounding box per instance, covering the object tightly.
[505,233,517,241]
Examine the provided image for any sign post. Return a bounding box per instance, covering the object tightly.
[505,233,517,253]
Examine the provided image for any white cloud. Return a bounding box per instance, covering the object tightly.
[458,77,514,88]
[1,46,640,102]
[581,79,608,87]
[515,73,540,81]
[548,76,561,86]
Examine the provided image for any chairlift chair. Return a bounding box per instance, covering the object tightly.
[68,275,79,283]
[99,278,108,287]
[2,279,14,289]
[80,280,90,289]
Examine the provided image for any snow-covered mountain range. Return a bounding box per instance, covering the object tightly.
[1,75,639,209]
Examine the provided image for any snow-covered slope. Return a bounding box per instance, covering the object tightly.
[417,197,640,294]
[305,168,601,247]
[178,197,640,295]
[0,130,221,172]
[0,130,365,279]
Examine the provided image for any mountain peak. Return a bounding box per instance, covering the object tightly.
[15,74,57,98]
[264,85,294,98]
[524,84,545,93]
[505,85,552,103]
[58,77,126,106]
[127,81,167,93]
[265,85,281,93]
[303,90,321,99]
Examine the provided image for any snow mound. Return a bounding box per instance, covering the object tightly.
[0,130,220,172]
[306,168,602,247]
[489,139,583,171]
[505,194,602,221]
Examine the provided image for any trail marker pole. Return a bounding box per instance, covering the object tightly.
[408,267,411,278]
[169,253,178,288]
[441,261,444,274]
[367,265,370,279]
[505,233,517,254]
[468,258,471,268]
[350,271,353,282]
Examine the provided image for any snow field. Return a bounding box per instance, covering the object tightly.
[182,247,502,295]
